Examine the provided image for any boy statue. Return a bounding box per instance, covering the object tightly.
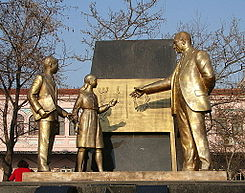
[28,56,71,172]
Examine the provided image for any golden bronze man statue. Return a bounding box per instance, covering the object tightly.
[72,74,117,172]
[130,32,215,171]
[28,56,70,172]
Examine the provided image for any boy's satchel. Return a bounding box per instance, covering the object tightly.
[32,95,56,121]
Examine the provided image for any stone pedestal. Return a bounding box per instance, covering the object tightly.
[23,171,227,182]
[2,179,245,193]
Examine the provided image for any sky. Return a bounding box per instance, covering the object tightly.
[58,0,245,88]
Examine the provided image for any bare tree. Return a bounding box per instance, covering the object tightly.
[0,0,65,181]
[208,90,245,179]
[77,0,165,62]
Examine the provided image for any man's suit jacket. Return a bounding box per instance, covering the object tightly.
[141,49,215,114]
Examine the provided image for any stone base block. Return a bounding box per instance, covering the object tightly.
[23,171,227,182]
[1,181,245,193]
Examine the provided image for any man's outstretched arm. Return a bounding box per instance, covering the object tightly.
[130,76,172,98]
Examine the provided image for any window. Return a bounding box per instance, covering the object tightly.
[223,136,234,146]
[29,115,38,135]
[69,121,76,136]
[232,120,243,134]
[214,118,226,133]
[16,114,24,135]
[234,172,245,180]
[58,116,65,135]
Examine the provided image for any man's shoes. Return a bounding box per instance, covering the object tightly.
[38,165,50,172]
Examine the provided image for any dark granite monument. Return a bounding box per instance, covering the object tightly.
[91,39,175,79]
[91,39,176,171]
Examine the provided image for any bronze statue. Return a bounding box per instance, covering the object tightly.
[28,56,71,172]
[130,32,215,171]
[72,74,117,172]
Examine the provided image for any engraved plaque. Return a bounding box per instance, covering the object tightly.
[94,79,174,133]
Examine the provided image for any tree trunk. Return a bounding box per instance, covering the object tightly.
[1,145,14,181]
